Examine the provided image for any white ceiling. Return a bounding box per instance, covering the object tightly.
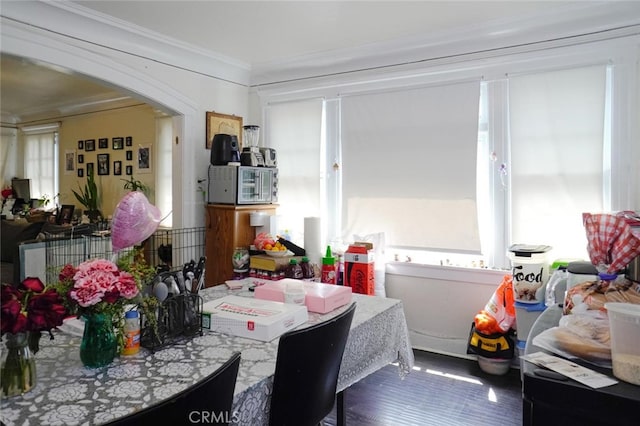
[0,0,628,125]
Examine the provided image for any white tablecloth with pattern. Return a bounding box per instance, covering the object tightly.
[0,285,414,426]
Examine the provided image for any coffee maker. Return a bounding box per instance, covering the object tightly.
[240,125,265,167]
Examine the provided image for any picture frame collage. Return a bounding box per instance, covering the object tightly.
[74,135,146,178]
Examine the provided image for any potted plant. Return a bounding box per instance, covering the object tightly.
[121,176,150,196]
[72,168,101,222]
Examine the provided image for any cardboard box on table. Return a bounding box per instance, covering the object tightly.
[201,295,308,342]
[249,254,304,272]
[344,243,375,295]
[254,278,352,314]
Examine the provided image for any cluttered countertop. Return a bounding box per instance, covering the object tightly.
[518,212,640,425]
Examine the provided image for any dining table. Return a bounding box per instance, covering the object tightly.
[0,284,414,426]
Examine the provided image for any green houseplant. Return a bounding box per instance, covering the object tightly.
[121,176,150,195]
[72,168,101,221]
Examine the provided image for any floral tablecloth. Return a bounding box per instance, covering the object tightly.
[0,285,414,426]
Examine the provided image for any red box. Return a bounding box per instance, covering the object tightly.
[344,244,375,295]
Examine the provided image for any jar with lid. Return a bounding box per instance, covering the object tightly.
[300,257,314,281]
[122,310,140,356]
[232,247,250,279]
[285,259,303,279]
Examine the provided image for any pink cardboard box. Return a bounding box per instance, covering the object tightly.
[254,278,352,314]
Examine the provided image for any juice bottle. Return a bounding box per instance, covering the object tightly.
[285,259,303,279]
[300,256,315,281]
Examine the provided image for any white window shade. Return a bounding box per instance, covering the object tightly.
[265,98,323,243]
[24,131,56,200]
[340,80,481,252]
[509,65,607,259]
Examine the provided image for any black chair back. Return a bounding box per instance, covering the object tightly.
[269,303,356,426]
[107,352,241,425]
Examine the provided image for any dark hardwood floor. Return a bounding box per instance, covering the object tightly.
[325,350,523,426]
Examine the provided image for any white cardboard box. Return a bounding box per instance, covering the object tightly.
[201,295,308,342]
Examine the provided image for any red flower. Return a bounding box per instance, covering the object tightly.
[21,277,45,293]
[1,278,67,336]
[59,264,76,282]
[27,289,66,331]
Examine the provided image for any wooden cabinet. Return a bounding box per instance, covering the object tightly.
[204,204,277,287]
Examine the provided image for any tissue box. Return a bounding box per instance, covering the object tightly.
[254,278,352,314]
[344,243,375,295]
[201,295,308,342]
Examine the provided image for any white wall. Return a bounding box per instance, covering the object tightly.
[385,264,507,358]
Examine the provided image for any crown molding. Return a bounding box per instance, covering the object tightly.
[0,0,251,87]
[251,1,640,87]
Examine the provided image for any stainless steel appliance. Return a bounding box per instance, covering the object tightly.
[209,165,278,204]
[260,147,277,167]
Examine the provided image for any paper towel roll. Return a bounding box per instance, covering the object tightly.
[304,217,322,265]
[250,212,267,226]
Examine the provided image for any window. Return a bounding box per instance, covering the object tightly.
[262,41,637,271]
[507,65,608,262]
[340,81,481,253]
[265,98,324,244]
[22,124,59,202]
[156,116,173,227]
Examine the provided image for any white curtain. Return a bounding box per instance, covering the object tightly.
[509,65,607,259]
[340,80,481,252]
[23,127,57,201]
[265,98,324,246]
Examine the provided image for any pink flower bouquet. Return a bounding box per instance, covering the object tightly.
[57,258,141,317]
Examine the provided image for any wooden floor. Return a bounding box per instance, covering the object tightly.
[325,350,523,426]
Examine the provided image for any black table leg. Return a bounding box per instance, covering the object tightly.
[337,389,345,426]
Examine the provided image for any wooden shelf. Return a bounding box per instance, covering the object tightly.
[204,204,277,287]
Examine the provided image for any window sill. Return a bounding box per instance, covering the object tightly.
[386,261,507,286]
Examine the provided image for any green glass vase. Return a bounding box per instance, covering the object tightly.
[1,332,37,398]
[80,313,117,368]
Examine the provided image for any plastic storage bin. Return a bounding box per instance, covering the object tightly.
[515,301,546,342]
[605,302,640,385]
[508,244,552,304]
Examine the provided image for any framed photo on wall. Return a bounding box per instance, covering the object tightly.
[97,154,110,175]
[114,160,122,176]
[126,150,133,161]
[98,138,108,149]
[85,139,96,152]
[78,154,84,164]
[206,111,243,149]
[77,168,84,178]
[78,140,84,150]
[125,136,133,146]
[86,162,94,176]
[136,145,151,174]
[113,137,124,150]
[64,150,75,175]
[126,165,133,175]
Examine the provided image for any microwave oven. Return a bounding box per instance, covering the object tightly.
[209,165,278,205]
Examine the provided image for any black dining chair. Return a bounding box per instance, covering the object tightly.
[269,302,356,426]
[107,351,241,426]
